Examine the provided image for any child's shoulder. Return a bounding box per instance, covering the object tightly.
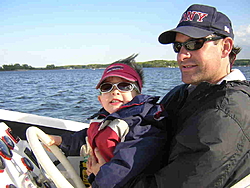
[131,94,160,104]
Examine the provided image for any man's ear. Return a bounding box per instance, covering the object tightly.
[222,37,233,58]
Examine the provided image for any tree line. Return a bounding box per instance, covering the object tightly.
[1,59,250,71]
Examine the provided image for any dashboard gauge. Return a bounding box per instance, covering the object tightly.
[0,156,5,173]
[21,157,34,171]
[0,138,13,160]
[2,136,15,150]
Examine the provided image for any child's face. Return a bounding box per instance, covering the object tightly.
[98,77,138,114]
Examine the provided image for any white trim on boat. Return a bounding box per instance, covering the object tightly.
[0,109,89,131]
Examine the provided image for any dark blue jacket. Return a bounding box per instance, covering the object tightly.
[60,94,168,188]
[125,81,250,188]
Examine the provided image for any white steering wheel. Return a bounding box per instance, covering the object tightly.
[26,126,85,188]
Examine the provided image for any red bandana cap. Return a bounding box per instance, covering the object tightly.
[96,63,142,92]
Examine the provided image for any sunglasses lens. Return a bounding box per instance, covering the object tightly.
[173,43,182,53]
[173,38,206,53]
[117,82,133,91]
[185,39,204,51]
[100,83,113,92]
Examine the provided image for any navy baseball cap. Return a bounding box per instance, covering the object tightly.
[159,4,234,44]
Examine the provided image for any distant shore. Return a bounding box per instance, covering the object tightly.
[1,59,249,71]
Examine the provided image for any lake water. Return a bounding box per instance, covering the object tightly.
[0,67,249,123]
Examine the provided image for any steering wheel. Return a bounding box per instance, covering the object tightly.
[26,126,85,188]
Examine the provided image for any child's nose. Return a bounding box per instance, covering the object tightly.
[111,87,121,95]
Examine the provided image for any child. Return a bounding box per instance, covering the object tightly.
[48,54,167,187]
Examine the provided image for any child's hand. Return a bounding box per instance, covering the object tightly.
[43,135,62,152]
[87,148,106,175]
[47,135,62,146]
[86,167,92,176]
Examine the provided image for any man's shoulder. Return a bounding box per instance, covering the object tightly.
[223,80,250,109]
[187,81,250,105]
[226,80,250,91]
[184,81,250,121]
[213,80,250,99]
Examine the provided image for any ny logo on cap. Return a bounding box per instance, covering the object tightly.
[180,11,208,23]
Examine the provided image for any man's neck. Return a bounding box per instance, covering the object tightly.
[187,69,246,94]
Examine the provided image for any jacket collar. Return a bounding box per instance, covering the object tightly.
[108,95,160,119]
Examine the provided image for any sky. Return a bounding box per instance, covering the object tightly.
[0,0,249,68]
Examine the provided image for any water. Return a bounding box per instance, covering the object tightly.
[0,67,249,123]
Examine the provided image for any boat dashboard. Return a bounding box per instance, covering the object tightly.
[0,109,89,188]
[0,122,87,188]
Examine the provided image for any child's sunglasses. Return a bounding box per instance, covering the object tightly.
[99,82,140,93]
[173,36,224,53]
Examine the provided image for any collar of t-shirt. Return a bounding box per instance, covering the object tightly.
[217,69,246,84]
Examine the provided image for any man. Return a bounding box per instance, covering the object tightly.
[91,4,250,188]
[152,4,250,188]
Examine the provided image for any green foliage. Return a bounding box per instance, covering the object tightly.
[0,63,34,71]
[234,59,250,66]
[46,64,56,69]
[137,60,178,67]
[0,59,249,71]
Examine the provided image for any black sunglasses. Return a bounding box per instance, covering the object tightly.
[99,82,140,93]
[173,36,224,53]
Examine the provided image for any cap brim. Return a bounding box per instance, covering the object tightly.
[159,26,214,44]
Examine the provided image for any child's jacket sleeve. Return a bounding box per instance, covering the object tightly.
[60,128,88,156]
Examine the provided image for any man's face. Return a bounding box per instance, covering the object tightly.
[175,33,229,85]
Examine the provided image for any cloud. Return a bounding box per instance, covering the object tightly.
[234,25,250,45]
